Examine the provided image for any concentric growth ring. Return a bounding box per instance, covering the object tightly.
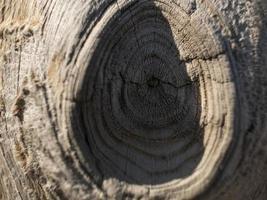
[63,0,238,198]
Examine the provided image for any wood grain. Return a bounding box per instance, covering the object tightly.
[0,0,267,199]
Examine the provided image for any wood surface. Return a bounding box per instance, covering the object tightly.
[0,0,267,199]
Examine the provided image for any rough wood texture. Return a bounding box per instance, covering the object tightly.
[1,0,267,199]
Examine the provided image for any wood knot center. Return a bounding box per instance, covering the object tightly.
[147,76,160,88]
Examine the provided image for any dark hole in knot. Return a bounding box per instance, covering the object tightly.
[147,76,160,88]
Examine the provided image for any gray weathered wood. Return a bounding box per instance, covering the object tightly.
[1,0,267,199]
